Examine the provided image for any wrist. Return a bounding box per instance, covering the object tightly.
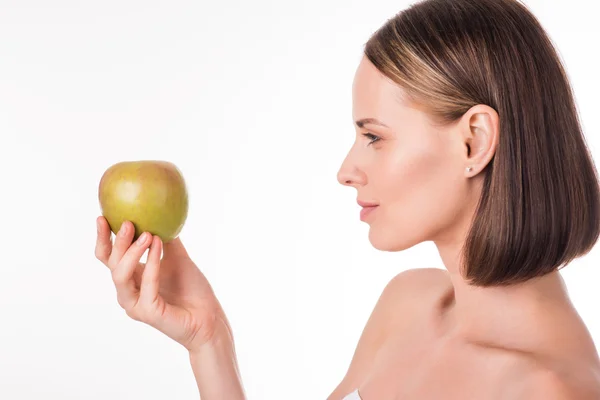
[188,311,234,356]
[188,316,245,399]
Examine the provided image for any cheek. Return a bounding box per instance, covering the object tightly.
[381,143,446,205]
[372,146,464,246]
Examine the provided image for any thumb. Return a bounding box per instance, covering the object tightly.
[162,236,190,260]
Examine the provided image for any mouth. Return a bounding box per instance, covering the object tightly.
[360,205,378,221]
[357,200,379,208]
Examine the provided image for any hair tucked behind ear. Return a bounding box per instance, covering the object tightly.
[364,0,600,286]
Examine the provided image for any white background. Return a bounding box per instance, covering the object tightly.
[0,0,598,399]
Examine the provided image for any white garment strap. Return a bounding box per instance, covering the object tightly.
[342,389,362,400]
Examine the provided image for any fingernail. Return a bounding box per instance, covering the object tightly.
[96,219,100,233]
[137,232,148,246]
[119,222,128,236]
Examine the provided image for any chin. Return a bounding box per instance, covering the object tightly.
[367,226,422,252]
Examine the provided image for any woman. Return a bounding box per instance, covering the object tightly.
[94,0,600,398]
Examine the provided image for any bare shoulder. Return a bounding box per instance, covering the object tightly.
[363,267,451,331]
[517,367,600,400]
[381,267,452,319]
[382,267,451,298]
[326,268,450,400]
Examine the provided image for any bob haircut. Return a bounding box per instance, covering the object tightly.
[364,0,600,286]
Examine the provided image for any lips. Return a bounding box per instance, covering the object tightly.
[360,205,378,221]
[357,200,379,208]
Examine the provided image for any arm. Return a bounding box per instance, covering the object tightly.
[94,218,246,398]
[189,315,246,400]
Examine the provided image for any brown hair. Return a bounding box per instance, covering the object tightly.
[364,0,600,286]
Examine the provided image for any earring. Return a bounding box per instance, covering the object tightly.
[466,166,473,172]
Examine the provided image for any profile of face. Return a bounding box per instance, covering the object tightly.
[337,56,492,252]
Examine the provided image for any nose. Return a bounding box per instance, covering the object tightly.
[337,161,366,188]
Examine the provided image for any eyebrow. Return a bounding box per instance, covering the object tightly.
[355,118,389,128]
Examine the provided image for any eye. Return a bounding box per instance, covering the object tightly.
[362,132,381,146]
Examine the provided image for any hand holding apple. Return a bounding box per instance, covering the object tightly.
[95,160,232,352]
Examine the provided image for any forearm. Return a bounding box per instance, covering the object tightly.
[189,317,245,399]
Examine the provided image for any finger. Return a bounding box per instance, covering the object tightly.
[162,236,189,260]
[95,216,113,266]
[107,220,135,270]
[139,236,163,307]
[112,231,152,310]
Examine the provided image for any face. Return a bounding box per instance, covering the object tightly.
[337,56,472,252]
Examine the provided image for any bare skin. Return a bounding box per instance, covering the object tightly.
[331,56,600,399]
[326,269,600,399]
[95,54,600,399]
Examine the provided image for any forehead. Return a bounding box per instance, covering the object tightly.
[352,57,409,120]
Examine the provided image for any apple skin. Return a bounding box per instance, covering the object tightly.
[98,160,189,243]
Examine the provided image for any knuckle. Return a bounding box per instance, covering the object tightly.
[114,234,126,245]
[135,300,160,324]
[111,240,128,254]
[95,247,106,262]
[111,269,127,285]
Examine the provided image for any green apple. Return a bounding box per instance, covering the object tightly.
[98,160,189,243]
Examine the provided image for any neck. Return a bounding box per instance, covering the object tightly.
[428,178,585,355]
[433,238,572,350]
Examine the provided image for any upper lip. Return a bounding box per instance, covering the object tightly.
[357,200,379,208]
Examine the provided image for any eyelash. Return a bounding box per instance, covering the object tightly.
[362,133,381,146]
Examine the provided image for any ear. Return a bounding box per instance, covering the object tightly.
[460,104,499,177]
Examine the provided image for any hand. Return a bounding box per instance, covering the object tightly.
[94,216,230,353]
